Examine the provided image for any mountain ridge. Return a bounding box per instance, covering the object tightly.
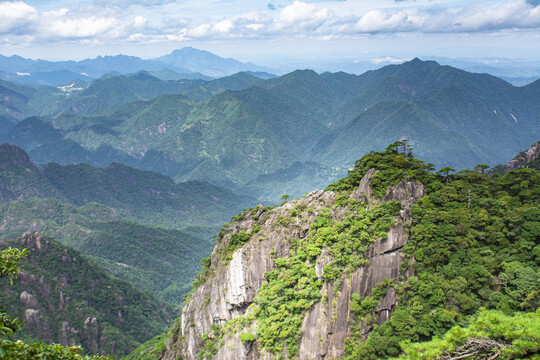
[140,143,540,360]
[1,59,538,202]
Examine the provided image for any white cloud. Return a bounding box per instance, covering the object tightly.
[188,23,212,38]
[339,9,421,33]
[371,56,409,64]
[93,0,174,7]
[134,15,148,29]
[1,0,539,47]
[0,1,38,34]
[43,16,118,39]
[333,0,540,34]
[272,1,331,31]
[213,19,235,33]
[441,0,540,32]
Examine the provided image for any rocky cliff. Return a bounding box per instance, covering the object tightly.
[161,166,425,360]
[0,232,173,357]
[505,140,540,171]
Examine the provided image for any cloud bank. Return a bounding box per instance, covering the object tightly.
[0,0,539,46]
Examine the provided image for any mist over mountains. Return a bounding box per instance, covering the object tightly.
[0,47,274,86]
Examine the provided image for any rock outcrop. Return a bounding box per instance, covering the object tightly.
[161,169,425,359]
[505,140,540,171]
[1,231,173,357]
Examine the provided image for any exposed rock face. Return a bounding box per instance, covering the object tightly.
[1,231,171,357]
[506,140,540,171]
[162,170,424,359]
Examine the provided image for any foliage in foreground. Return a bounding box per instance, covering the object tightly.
[395,309,540,359]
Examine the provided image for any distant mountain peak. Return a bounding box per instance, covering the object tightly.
[0,143,34,169]
[157,47,273,78]
[128,70,161,82]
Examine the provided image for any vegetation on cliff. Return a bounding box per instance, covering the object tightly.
[156,141,539,360]
[0,243,113,359]
[0,232,174,357]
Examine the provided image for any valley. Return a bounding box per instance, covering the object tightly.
[1,58,538,203]
[0,48,538,360]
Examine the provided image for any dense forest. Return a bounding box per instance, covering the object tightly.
[154,141,539,360]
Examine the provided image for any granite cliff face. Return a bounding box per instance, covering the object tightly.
[161,168,425,359]
[505,140,540,171]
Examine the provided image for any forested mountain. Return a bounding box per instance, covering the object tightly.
[0,232,174,357]
[3,58,536,201]
[0,144,251,303]
[140,143,539,360]
[0,143,252,228]
[0,198,216,304]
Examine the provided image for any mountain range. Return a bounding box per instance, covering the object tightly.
[0,47,274,87]
[0,46,539,360]
[1,58,538,201]
[0,143,254,304]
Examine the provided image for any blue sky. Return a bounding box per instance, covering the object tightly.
[0,0,539,67]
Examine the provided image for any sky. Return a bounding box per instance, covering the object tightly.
[0,0,539,68]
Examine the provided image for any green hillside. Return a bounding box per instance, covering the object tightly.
[313,85,536,170]
[2,60,538,201]
[0,144,252,303]
[157,86,326,187]
[0,198,214,304]
[48,71,196,116]
[0,232,174,357]
[134,142,539,360]
[0,143,253,228]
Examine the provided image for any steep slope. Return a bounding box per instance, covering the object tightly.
[0,142,65,202]
[0,79,38,123]
[153,144,539,360]
[505,140,540,171]
[314,84,535,170]
[1,116,119,166]
[0,198,214,304]
[0,232,173,357]
[489,139,540,174]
